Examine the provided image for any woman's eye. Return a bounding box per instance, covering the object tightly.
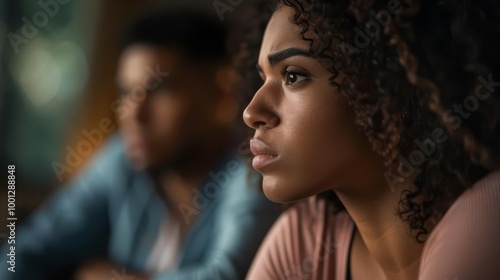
[285,72,308,85]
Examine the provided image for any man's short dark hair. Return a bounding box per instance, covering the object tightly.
[121,9,228,62]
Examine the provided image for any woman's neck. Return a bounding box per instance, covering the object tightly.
[335,171,424,280]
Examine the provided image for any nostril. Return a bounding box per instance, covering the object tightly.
[253,120,267,128]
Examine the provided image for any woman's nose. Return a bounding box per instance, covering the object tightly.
[243,85,280,130]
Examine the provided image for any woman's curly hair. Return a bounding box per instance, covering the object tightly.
[239,0,500,242]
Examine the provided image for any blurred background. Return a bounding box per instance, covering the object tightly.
[0,0,254,229]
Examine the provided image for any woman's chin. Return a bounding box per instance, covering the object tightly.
[262,176,315,204]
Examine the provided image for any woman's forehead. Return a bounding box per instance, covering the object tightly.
[259,6,311,64]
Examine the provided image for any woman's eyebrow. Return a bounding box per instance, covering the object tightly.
[268,48,316,66]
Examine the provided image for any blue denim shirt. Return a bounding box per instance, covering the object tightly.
[0,135,279,279]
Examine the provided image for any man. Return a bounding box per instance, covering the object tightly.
[0,9,278,280]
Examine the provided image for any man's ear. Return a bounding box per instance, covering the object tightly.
[214,65,239,126]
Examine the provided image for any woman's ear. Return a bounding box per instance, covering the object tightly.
[214,65,239,126]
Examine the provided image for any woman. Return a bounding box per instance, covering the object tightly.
[242,0,500,279]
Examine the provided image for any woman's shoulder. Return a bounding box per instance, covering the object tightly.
[246,197,354,280]
[435,170,500,227]
[452,170,500,208]
[420,170,500,279]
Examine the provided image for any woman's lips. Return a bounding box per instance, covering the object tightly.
[250,138,279,170]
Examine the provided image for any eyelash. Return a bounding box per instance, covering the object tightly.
[280,67,309,86]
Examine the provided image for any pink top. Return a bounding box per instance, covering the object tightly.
[247,171,500,279]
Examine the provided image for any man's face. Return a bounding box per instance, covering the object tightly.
[116,45,220,170]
